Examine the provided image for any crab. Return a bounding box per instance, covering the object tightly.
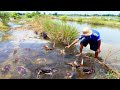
[65,61,81,68]
[43,45,54,51]
[35,67,58,76]
[82,67,95,74]
[16,66,27,75]
[1,64,11,74]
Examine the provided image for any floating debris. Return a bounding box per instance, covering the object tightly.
[16,66,27,75]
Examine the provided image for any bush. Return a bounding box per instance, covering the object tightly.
[10,12,21,19]
[0,12,10,26]
[41,18,79,45]
[77,17,83,22]
[60,16,67,21]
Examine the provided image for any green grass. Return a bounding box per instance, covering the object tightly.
[105,70,119,79]
[0,21,9,32]
[40,17,79,45]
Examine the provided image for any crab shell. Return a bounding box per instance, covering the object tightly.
[4,65,11,71]
[16,66,27,75]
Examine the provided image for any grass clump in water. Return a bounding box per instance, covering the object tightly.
[41,18,79,45]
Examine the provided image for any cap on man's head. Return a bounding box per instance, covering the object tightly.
[81,27,92,36]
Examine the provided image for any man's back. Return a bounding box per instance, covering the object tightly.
[90,29,101,41]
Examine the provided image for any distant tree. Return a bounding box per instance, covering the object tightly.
[118,13,120,17]
[60,16,67,21]
[25,13,32,18]
[36,11,41,14]
[53,12,58,16]
[11,12,21,19]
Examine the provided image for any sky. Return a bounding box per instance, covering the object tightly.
[5,11,120,15]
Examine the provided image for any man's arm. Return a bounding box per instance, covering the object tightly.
[65,38,79,48]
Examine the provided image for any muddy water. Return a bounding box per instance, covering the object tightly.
[0,22,111,79]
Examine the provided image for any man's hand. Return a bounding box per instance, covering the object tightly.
[65,45,71,48]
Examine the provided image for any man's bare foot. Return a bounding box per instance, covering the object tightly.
[75,53,82,57]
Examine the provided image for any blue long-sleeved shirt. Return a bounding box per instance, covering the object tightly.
[79,29,101,42]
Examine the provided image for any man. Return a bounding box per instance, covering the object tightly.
[65,27,101,59]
